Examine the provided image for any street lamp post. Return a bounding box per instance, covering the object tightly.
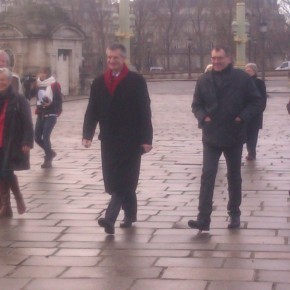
[259,22,268,81]
[187,38,192,79]
[231,1,249,68]
[147,38,152,72]
[112,0,135,65]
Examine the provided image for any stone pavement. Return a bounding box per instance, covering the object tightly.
[0,80,290,290]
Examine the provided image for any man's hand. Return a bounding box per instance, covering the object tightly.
[204,116,212,122]
[82,139,92,148]
[141,144,152,154]
[22,146,31,154]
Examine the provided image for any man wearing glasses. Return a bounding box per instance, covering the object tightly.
[188,46,262,231]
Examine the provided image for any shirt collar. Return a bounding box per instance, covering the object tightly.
[112,71,121,77]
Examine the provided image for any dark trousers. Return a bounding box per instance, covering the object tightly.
[105,191,137,224]
[35,116,57,157]
[246,124,260,158]
[198,142,243,221]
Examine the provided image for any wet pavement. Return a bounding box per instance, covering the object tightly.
[0,79,290,290]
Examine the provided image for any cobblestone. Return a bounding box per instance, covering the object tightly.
[0,80,290,289]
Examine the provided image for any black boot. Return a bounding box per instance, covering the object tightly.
[41,156,52,169]
[228,216,240,229]
[120,192,137,228]
[9,175,26,215]
[188,219,210,231]
[41,150,56,169]
[0,181,13,218]
[98,218,115,234]
[98,194,122,235]
[120,217,137,228]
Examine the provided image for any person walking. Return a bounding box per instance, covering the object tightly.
[33,67,62,169]
[188,46,262,231]
[0,50,30,213]
[244,63,267,161]
[0,67,33,218]
[82,43,153,235]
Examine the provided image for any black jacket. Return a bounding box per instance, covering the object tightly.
[0,87,34,171]
[192,64,262,147]
[83,71,153,194]
[250,76,267,129]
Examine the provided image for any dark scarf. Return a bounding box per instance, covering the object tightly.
[212,63,233,89]
[0,92,9,148]
[104,64,129,96]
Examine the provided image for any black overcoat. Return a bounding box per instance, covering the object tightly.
[0,87,34,171]
[249,76,267,129]
[83,71,153,195]
[192,65,262,147]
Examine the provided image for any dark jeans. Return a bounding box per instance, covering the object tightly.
[246,124,260,157]
[105,191,137,224]
[35,116,57,157]
[198,142,243,221]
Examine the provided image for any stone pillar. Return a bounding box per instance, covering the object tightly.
[233,1,248,68]
[116,0,133,64]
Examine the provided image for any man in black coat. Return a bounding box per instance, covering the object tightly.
[82,44,153,235]
[188,46,262,231]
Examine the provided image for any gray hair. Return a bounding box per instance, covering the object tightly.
[107,43,127,58]
[204,64,213,73]
[245,63,258,75]
[0,67,12,80]
[0,50,10,67]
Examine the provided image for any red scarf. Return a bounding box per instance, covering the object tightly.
[104,64,129,96]
[0,99,9,148]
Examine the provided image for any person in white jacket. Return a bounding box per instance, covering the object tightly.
[33,67,62,169]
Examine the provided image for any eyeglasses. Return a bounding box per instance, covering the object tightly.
[211,56,226,60]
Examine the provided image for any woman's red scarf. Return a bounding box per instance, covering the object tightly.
[0,99,9,148]
[104,64,129,96]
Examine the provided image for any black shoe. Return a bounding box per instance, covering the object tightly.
[41,160,52,169]
[245,154,256,161]
[98,218,115,234]
[228,216,240,229]
[50,150,57,159]
[188,219,210,231]
[120,218,136,228]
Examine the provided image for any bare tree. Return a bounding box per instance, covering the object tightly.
[132,0,153,71]
[152,0,187,71]
[279,0,290,17]
[247,0,288,67]
[186,0,210,71]
[208,0,235,50]
[72,0,114,75]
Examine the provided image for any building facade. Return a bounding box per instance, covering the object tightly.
[0,0,287,79]
[0,2,85,95]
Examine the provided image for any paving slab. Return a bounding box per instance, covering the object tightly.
[0,80,290,289]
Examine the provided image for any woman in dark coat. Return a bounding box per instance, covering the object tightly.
[0,67,34,218]
[245,63,267,160]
